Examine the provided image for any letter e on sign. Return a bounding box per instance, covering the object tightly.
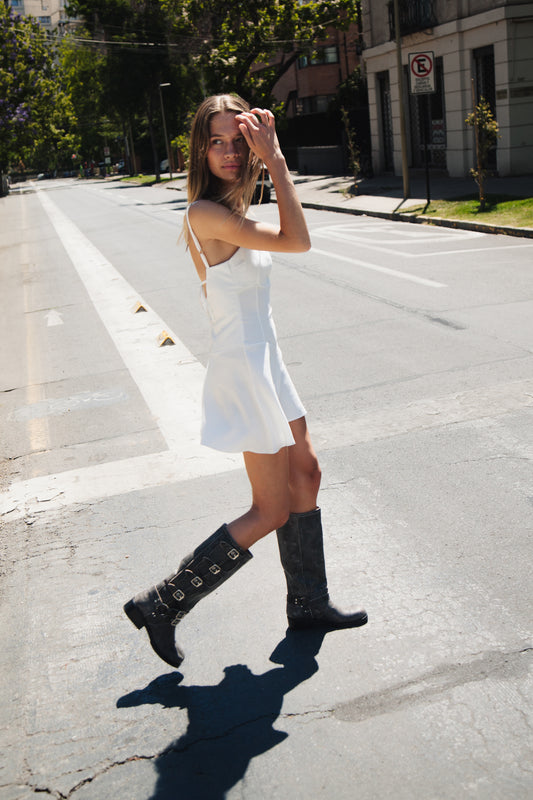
[409,52,436,94]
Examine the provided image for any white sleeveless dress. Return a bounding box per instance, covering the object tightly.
[186,206,306,454]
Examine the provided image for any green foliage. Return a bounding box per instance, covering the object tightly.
[61,0,361,171]
[162,0,361,104]
[0,5,79,172]
[402,195,532,229]
[465,97,500,211]
[336,66,368,110]
[171,132,190,169]
[67,0,198,174]
[59,31,107,162]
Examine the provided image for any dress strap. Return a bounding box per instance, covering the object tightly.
[185,204,210,272]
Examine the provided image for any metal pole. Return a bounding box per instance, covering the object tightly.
[393,0,410,199]
[159,83,173,181]
[424,94,431,204]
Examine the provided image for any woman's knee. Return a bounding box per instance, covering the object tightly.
[251,498,290,533]
[293,456,321,494]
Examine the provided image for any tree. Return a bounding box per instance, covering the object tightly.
[0,5,79,174]
[162,0,361,105]
[59,31,107,163]
[67,0,179,178]
[465,95,500,212]
[64,0,361,173]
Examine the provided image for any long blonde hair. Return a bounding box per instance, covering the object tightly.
[184,94,262,243]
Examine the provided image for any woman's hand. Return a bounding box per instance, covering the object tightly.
[235,108,282,165]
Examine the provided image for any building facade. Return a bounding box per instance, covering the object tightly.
[263,22,367,173]
[361,0,533,177]
[272,24,362,120]
[8,0,78,31]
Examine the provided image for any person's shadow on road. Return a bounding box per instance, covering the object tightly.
[117,628,326,799]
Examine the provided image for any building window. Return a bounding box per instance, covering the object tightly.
[473,45,496,168]
[473,45,496,110]
[298,46,339,69]
[298,95,336,115]
[388,0,437,38]
[38,16,51,24]
[10,1,23,7]
[377,72,394,171]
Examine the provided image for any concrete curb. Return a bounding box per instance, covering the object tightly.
[294,199,533,240]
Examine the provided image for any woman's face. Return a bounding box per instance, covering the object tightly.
[207,111,247,185]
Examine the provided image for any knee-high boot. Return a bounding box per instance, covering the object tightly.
[124,524,252,668]
[276,508,367,630]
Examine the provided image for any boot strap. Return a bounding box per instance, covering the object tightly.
[157,539,246,607]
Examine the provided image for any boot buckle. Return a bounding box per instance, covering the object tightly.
[171,610,187,625]
[172,589,185,602]
[191,575,203,587]
[228,549,240,560]
[209,564,221,575]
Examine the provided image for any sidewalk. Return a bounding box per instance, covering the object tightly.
[167,170,533,238]
[289,172,533,238]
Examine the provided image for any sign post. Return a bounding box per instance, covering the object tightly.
[409,52,436,205]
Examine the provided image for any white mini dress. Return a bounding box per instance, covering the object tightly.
[186,205,306,454]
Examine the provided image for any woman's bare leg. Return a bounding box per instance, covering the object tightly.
[228,448,291,550]
[227,417,321,550]
[287,417,321,512]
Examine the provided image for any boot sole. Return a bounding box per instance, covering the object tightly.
[124,600,184,669]
[124,600,145,630]
[288,612,368,630]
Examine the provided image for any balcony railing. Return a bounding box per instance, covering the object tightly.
[388,0,437,38]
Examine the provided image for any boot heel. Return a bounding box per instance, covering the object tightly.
[124,600,145,630]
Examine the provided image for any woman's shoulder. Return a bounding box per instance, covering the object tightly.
[188,198,230,223]
[188,199,244,241]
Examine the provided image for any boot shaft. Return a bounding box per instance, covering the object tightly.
[132,524,252,624]
[276,508,327,603]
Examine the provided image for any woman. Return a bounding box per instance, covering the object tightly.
[124,94,367,669]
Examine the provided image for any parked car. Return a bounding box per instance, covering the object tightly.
[0,172,9,197]
[252,165,272,204]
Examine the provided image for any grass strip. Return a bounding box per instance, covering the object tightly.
[121,174,173,186]
[402,194,533,229]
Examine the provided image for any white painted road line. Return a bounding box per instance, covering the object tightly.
[0,189,241,519]
[311,246,447,288]
[311,223,533,259]
[34,188,211,455]
[0,451,240,519]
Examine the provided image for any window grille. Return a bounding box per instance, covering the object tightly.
[473,45,497,168]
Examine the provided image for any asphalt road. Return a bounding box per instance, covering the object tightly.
[1,178,532,799]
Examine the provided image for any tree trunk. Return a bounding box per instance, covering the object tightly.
[147,95,160,182]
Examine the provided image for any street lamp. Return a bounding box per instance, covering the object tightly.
[159,82,173,181]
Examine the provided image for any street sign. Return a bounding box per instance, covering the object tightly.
[409,51,436,94]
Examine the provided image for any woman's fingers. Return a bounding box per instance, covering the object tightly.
[235,109,277,159]
[251,108,274,126]
[236,109,274,129]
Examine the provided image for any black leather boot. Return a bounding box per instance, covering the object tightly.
[124,524,252,668]
[276,508,367,630]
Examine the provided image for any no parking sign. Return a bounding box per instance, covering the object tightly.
[409,51,436,94]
